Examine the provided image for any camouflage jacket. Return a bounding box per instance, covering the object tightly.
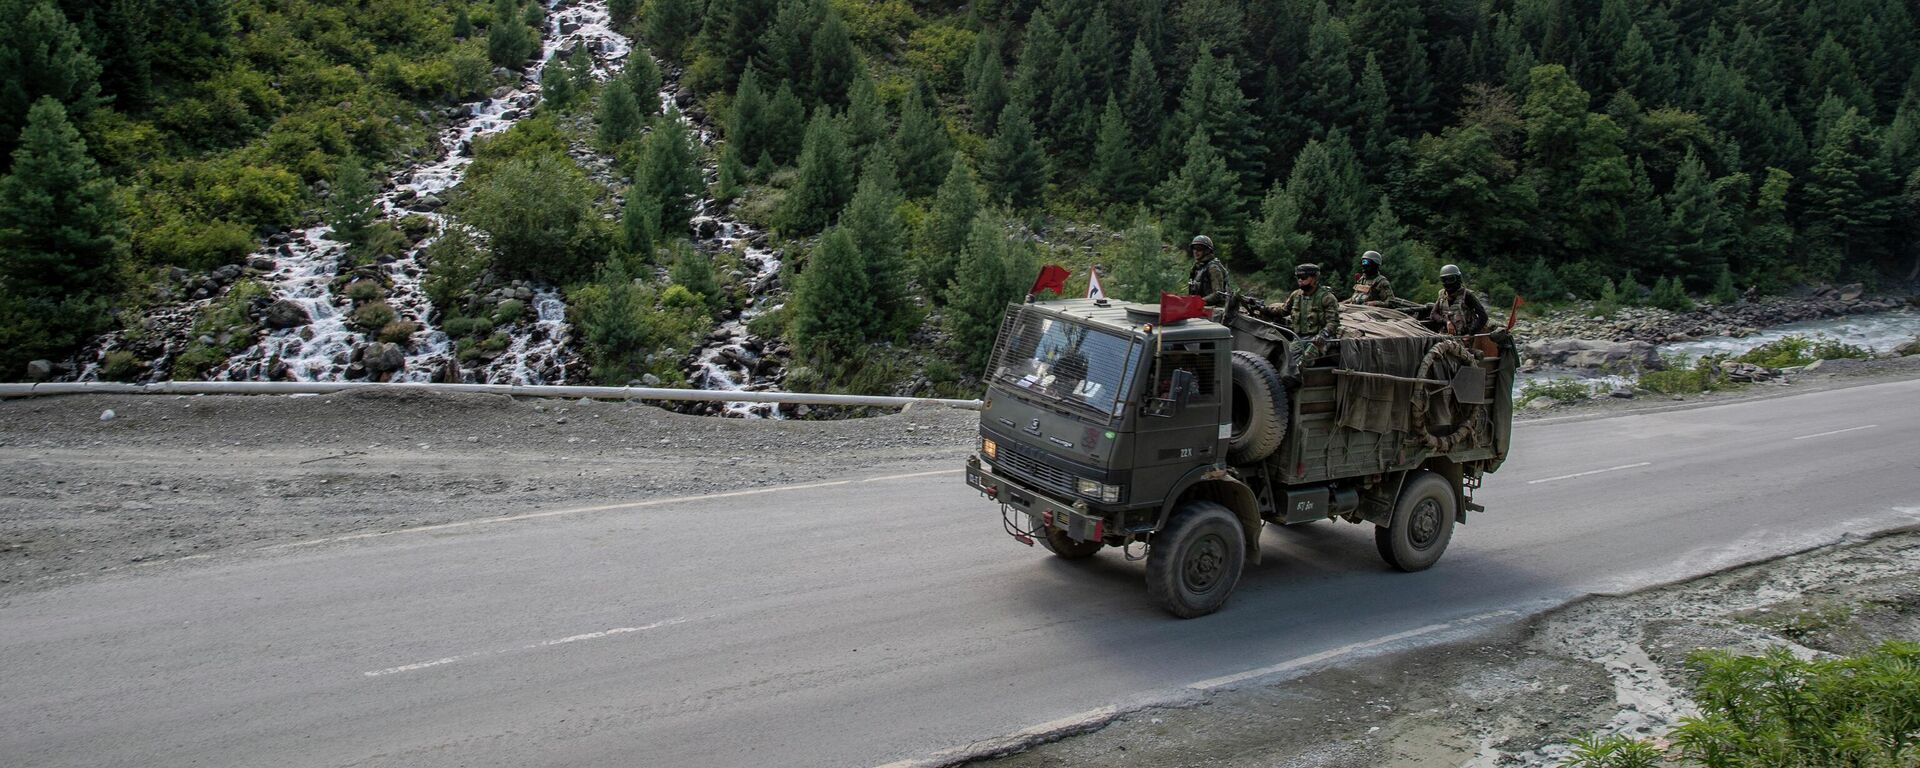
[1274,285,1341,338]
[1433,287,1489,335]
[1347,274,1394,306]
[1187,258,1231,307]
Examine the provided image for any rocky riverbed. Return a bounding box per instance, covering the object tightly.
[1512,285,1916,345]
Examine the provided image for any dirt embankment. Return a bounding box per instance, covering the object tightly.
[975,529,1920,768]
[0,391,977,596]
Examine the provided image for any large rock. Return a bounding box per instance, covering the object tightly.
[1521,339,1664,370]
[1894,337,1920,357]
[26,359,53,381]
[363,342,407,374]
[263,299,310,329]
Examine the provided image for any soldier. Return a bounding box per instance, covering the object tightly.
[1432,264,1489,335]
[1346,250,1394,306]
[1266,263,1341,386]
[1186,235,1231,307]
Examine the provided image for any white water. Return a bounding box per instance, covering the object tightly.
[207,0,629,383]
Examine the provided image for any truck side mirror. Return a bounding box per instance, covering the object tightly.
[1145,369,1196,418]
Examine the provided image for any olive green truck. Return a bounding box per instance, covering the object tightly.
[964,296,1517,617]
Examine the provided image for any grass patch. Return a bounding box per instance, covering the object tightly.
[1519,377,1596,405]
[1635,353,1734,396]
[1565,641,1920,768]
[1735,334,1873,368]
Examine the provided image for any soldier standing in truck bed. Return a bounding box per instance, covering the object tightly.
[1266,263,1341,386]
[1186,235,1231,307]
[1432,264,1489,335]
[1347,250,1394,306]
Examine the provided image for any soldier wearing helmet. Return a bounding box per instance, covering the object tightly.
[1432,264,1489,335]
[1186,235,1231,307]
[1346,250,1394,307]
[1266,263,1342,386]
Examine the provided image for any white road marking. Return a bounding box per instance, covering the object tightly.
[1186,609,1519,690]
[363,617,687,678]
[1791,424,1878,440]
[861,469,957,482]
[1525,462,1653,485]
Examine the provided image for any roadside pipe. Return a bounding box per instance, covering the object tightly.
[0,381,984,411]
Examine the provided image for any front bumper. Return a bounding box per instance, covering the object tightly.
[966,456,1106,544]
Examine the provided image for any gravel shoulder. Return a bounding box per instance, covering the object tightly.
[0,391,977,597]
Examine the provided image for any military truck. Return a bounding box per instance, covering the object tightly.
[963,296,1517,617]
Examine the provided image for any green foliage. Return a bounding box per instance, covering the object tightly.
[1650,275,1693,311]
[668,244,719,306]
[1735,335,1873,368]
[981,100,1046,209]
[491,299,526,325]
[1518,377,1595,405]
[790,227,872,359]
[894,82,952,199]
[349,300,398,332]
[423,225,491,315]
[570,260,706,385]
[777,110,854,235]
[1560,733,1663,768]
[916,159,979,303]
[488,0,538,69]
[1710,265,1739,304]
[100,349,142,381]
[0,0,105,159]
[619,189,658,260]
[1105,216,1182,303]
[714,143,746,204]
[452,152,604,282]
[0,98,123,303]
[1673,643,1920,768]
[905,23,973,91]
[325,155,379,257]
[344,279,385,302]
[945,211,1027,370]
[540,55,577,111]
[1638,355,1730,395]
[632,110,702,239]
[598,78,644,149]
[1155,128,1242,254]
[645,0,698,63]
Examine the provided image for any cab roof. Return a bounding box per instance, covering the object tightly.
[1013,298,1230,343]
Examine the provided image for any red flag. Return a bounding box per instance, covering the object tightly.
[1159,292,1208,324]
[1505,295,1524,331]
[1029,264,1070,297]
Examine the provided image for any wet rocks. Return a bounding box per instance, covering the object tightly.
[1521,339,1663,371]
[1894,337,1920,357]
[26,359,53,381]
[363,342,408,375]
[263,300,311,329]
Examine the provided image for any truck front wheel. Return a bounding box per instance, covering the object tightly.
[1375,472,1456,572]
[1146,501,1246,618]
[1040,527,1103,559]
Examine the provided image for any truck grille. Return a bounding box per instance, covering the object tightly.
[994,448,1077,498]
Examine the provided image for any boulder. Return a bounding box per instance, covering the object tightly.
[248,256,277,271]
[1894,337,1920,357]
[364,342,407,374]
[25,359,53,381]
[1520,339,1663,370]
[263,299,310,329]
[1839,283,1865,301]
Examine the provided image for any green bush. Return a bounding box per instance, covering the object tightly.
[101,350,143,381]
[1651,276,1693,312]
[378,320,420,344]
[746,305,788,340]
[1672,642,1920,767]
[345,279,385,302]
[349,300,397,331]
[442,315,494,338]
[1519,377,1594,405]
[1561,733,1663,768]
[1735,335,1873,368]
[490,299,525,325]
[1637,355,1730,395]
[170,344,228,380]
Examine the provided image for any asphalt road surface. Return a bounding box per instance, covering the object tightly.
[4,379,1918,768]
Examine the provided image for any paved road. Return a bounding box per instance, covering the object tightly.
[4,380,1918,768]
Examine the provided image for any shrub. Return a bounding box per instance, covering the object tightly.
[1561,733,1663,768]
[490,299,525,324]
[345,279,386,302]
[1518,377,1595,405]
[349,300,397,331]
[1650,276,1693,312]
[443,315,493,338]
[1735,335,1872,368]
[1673,642,1920,767]
[1637,355,1730,395]
[171,344,228,380]
[101,350,143,381]
[378,320,420,344]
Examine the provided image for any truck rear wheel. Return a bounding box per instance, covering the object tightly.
[1375,472,1456,572]
[1040,527,1103,559]
[1227,351,1287,464]
[1146,501,1246,618]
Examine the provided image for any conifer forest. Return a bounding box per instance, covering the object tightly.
[0,0,1916,394]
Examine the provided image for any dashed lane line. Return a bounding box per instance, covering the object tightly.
[362,617,688,678]
[1525,462,1653,485]
[1791,424,1878,440]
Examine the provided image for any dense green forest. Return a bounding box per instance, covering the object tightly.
[1,0,1917,388]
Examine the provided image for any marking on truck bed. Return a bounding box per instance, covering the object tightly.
[1525,462,1652,485]
[265,469,961,550]
[363,617,687,678]
[1791,424,1878,440]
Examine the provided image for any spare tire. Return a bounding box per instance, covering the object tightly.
[1227,350,1287,464]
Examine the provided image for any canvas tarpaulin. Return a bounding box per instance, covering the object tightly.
[1333,306,1461,434]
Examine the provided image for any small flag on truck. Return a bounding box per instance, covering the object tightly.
[1029,264,1070,297]
[1159,292,1208,324]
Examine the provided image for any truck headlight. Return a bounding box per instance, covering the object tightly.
[1076,479,1122,503]
[981,437,997,459]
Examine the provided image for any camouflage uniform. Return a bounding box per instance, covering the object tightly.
[1433,287,1489,335]
[1272,284,1341,383]
[1188,257,1231,307]
[1347,274,1394,306]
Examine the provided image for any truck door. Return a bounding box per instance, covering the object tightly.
[1134,341,1229,494]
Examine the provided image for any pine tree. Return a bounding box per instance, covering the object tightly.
[765,82,806,164]
[625,52,662,117]
[758,0,822,95]
[918,160,981,303]
[634,110,702,239]
[1106,215,1182,303]
[1091,95,1145,206]
[1355,53,1393,168]
[1709,264,1738,303]
[982,100,1048,209]
[487,0,537,69]
[567,45,595,93]
[599,78,644,148]
[620,188,658,261]
[1361,196,1439,300]
[1804,107,1898,274]
[726,67,768,161]
[1279,131,1371,270]
[454,7,474,38]
[714,143,747,203]
[325,155,379,256]
[841,151,907,331]
[1155,128,1242,252]
[894,81,952,199]
[0,98,121,301]
[843,72,887,172]
[1119,36,1164,171]
[1,0,106,157]
[1163,52,1258,196]
[646,0,698,62]
[1248,181,1312,277]
[790,227,873,359]
[668,244,719,306]
[540,55,575,110]
[966,32,1009,133]
[945,213,1019,370]
[809,11,856,108]
[777,110,854,235]
[1665,149,1732,287]
[691,0,776,93]
[1741,167,1793,285]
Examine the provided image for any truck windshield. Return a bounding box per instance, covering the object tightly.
[988,311,1142,417]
